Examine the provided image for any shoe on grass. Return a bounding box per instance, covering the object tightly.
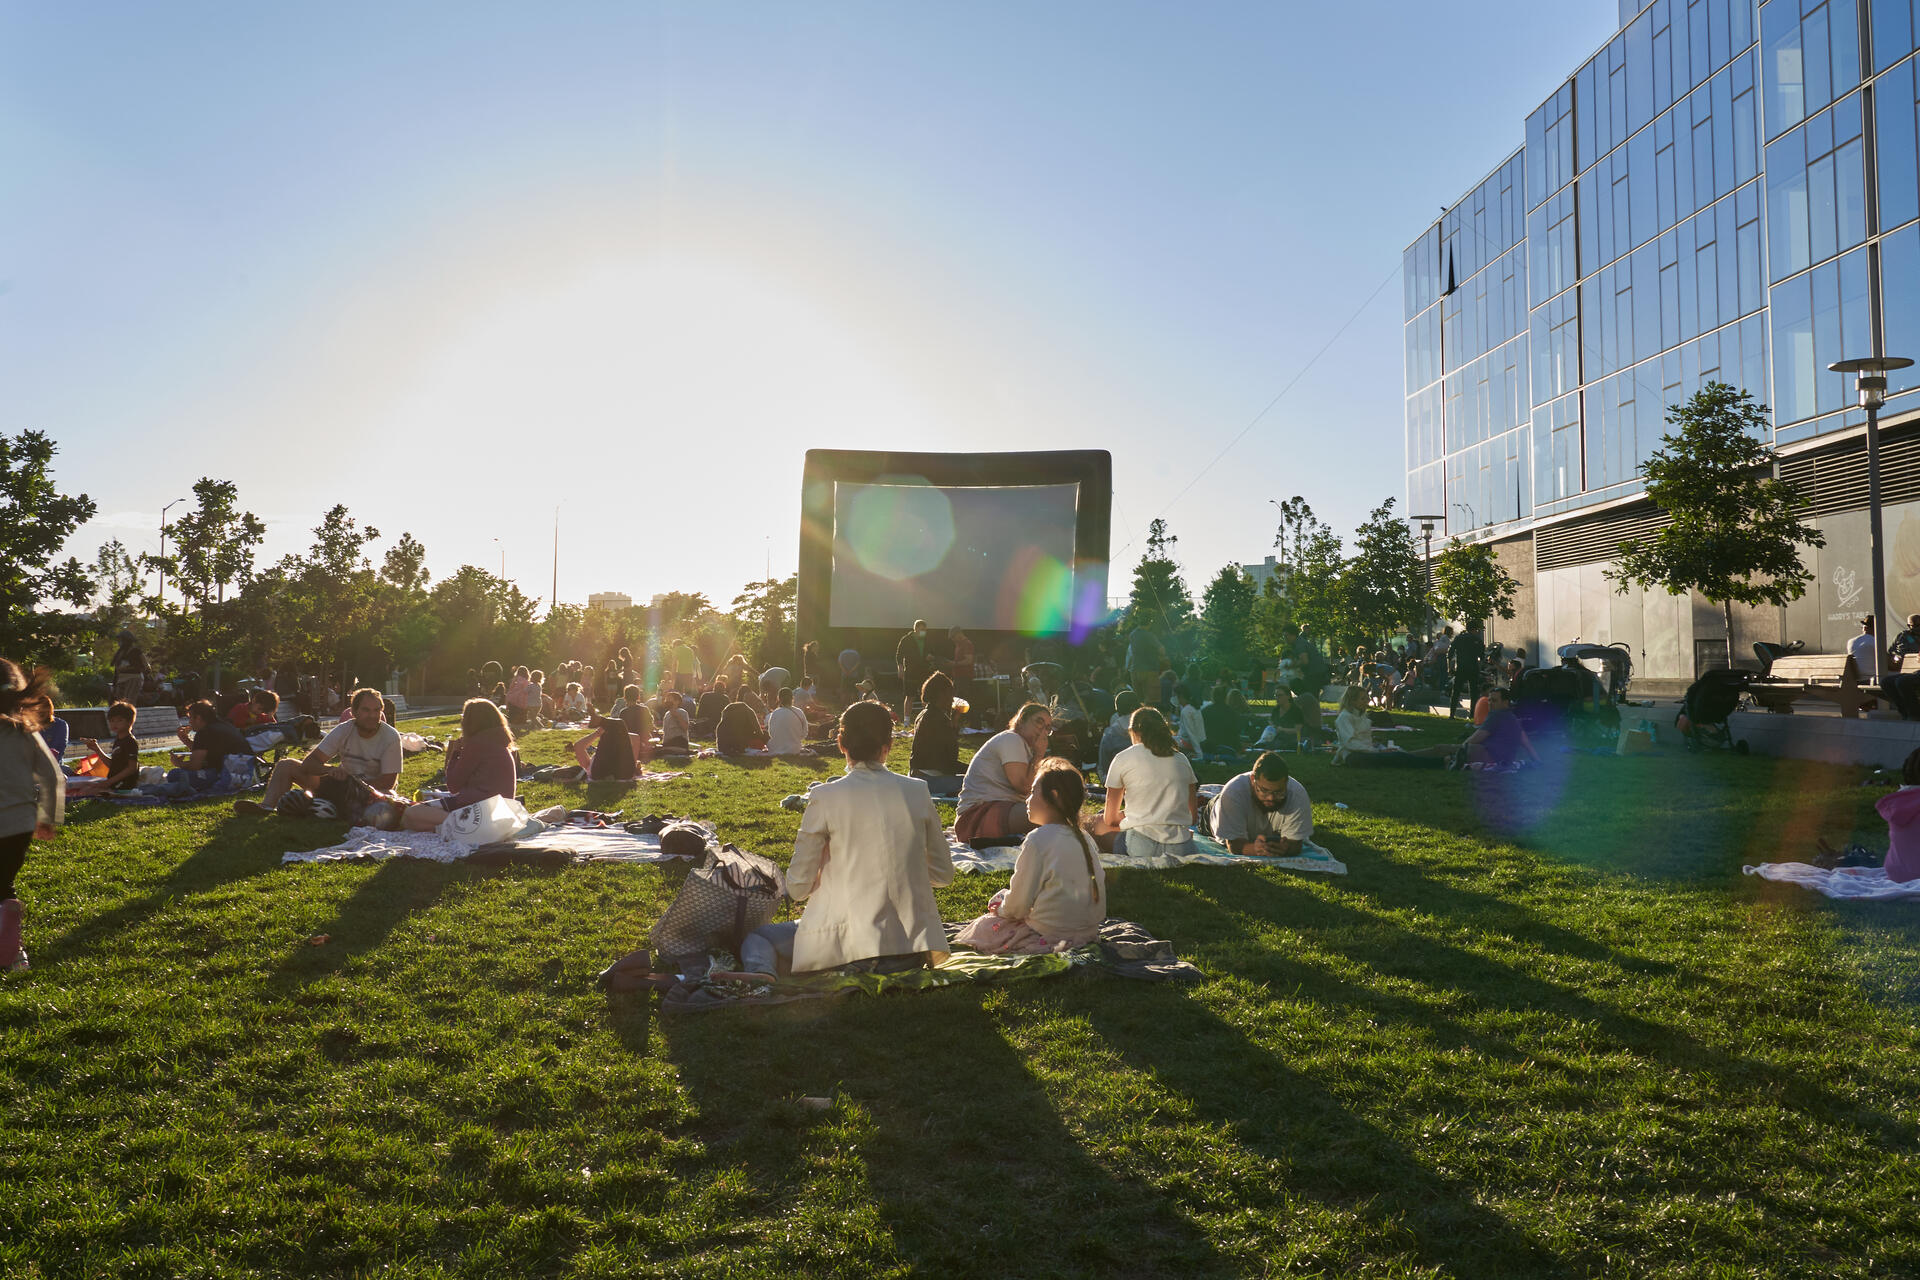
[0,898,26,973]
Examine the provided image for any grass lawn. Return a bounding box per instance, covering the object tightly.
[3,709,1919,1278]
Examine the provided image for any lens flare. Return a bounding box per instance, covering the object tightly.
[995,548,1074,634]
[841,482,955,582]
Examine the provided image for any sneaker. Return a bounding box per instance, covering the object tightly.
[0,899,25,973]
[233,798,267,816]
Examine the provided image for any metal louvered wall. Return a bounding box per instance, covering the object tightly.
[1778,431,1920,517]
[1531,424,1920,573]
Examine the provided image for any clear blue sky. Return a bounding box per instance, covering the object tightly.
[3,1,1617,611]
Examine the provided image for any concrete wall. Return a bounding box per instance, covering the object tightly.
[1483,533,1538,662]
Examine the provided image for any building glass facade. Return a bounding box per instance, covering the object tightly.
[1406,0,1920,544]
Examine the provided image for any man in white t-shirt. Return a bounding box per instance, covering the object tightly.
[765,687,808,755]
[1208,752,1312,856]
[236,687,403,815]
[1849,616,1881,680]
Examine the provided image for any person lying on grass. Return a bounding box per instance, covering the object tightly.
[64,701,143,798]
[1090,706,1198,857]
[402,699,520,831]
[739,700,955,976]
[1207,751,1311,857]
[954,702,1053,846]
[235,687,400,816]
[954,757,1106,953]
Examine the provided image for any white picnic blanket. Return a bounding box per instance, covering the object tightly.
[1742,862,1920,901]
[948,833,1346,876]
[283,823,708,866]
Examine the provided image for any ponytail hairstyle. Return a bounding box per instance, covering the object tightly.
[1030,757,1101,904]
[1128,706,1176,757]
[0,660,54,729]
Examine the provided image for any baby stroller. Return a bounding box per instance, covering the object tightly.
[1556,642,1634,701]
[1511,664,1618,747]
[1677,668,1753,753]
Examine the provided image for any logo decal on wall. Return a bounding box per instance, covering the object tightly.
[1833,565,1863,612]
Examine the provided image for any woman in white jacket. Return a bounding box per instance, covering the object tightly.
[742,700,956,976]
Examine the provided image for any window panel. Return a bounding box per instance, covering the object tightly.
[1771,271,1816,422]
[1881,225,1920,393]
[1762,0,1861,137]
[1874,0,1919,73]
[1764,92,1866,279]
[1880,56,1920,232]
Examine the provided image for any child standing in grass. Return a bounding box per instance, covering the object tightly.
[955,758,1106,953]
[0,660,64,973]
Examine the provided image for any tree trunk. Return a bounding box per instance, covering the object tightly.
[1722,599,1735,671]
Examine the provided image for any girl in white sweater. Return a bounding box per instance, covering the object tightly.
[954,758,1107,953]
[0,661,64,974]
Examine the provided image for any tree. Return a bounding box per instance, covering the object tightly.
[1124,519,1196,641]
[1340,499,1425,647]
[165,478,267,606]
[277,505,384,684]
[91,539,146,631]
[1431,539,1518,628]
[1607,383,1824,665]
[731,575,798,670]
[1270,496,1318,573]
[1198,565,1259,672]
[381,532,431,595]
[0,430,97,664]
[1288,523,1349,651]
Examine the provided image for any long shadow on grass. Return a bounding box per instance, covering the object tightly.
[35,808,322,967]
[269,858,470,989]
[1065,980,1576,1278]
[1185,863,1918,1152]
[657,989,1230,1277]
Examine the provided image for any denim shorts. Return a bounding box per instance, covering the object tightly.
[1112,831,1194,859]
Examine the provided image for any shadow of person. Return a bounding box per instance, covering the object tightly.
[268,858,473,990]
[1062,980,1577,1278]
[1183,868,1917,1151]
[654,985,1230,1276]
[34,807,307,967]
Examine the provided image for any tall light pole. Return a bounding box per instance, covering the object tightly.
[1828,355,1914,679]
[1412,514,1444,643]
[493,537,505,579]
[157,497,185,615]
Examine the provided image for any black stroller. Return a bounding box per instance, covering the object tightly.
[1678,668,1753,753]
[1511,664,1619,747]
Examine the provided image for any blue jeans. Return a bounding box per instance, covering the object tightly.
[739,921,928,977]
[1112,831,1194,859]
[155,766,224,798]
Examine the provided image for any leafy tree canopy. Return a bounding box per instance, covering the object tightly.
[0,430,97,664]
[1431,539,1518,627]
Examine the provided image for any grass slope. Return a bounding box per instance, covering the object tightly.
[2,711,1918,1278]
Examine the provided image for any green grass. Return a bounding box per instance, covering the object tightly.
[3,711,1919,1278]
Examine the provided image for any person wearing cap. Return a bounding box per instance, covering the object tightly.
[1850,616,1881,681]
[896,619,934,721]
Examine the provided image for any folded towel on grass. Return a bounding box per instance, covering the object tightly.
[947,833,1347,876]
[657,918,1200,1011]
[1742,862,1920,901]
[283,818,718,866]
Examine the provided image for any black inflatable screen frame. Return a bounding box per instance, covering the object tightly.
[796,449,1112,666]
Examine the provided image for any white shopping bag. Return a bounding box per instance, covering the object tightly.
[441,795,539,846]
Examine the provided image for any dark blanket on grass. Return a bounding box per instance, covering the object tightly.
[657,918,1201,1012]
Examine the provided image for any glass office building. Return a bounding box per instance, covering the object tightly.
[1404,0,1920,680]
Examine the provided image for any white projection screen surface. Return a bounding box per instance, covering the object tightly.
[828,482,1082,631]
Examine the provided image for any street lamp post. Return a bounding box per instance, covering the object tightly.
[1828,355,1915,680]
[1411,514,1444,643]
[157,497,185,614]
